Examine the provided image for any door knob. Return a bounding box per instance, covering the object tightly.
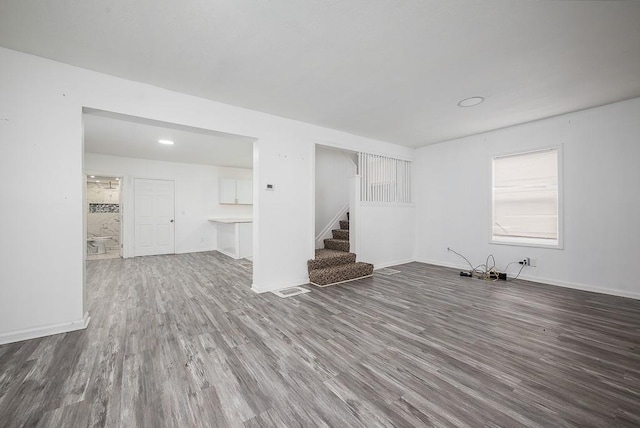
[170,219,174,223]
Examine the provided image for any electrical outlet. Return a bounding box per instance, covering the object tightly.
[519,257,537,267]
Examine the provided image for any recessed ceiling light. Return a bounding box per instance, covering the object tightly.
[90,175,95,178]
[116,178,120,180]
[96,180,100,182]
[458,97,484,107]
[158,139,174,145]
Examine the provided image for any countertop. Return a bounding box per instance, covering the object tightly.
[208,218,253,223]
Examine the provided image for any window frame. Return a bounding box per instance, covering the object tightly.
[490,146,564,249]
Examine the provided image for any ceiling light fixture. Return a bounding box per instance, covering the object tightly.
[457,96,484,107]
[116,178,120,180]
[158,139,174,145]
[90,175,95,178]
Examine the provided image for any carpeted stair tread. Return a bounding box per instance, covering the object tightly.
[309,262,374,286]
[315,249,350,258]
[332,229,349,240]
[308,250,356,272]
[308,214,372,286]
[324,238,349,252]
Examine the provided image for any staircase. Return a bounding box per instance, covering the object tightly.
[308,217,374,286]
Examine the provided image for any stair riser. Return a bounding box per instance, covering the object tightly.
[339,220,349,230]
[332,229,349,240]
[324,239,349,252]
[309,262,374,286]
[308,253,356,272]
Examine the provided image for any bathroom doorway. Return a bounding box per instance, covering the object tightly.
[86,175,122,260]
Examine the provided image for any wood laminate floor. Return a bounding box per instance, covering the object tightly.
[1,252,640,427]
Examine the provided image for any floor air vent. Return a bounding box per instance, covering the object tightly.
[271,287,310,298]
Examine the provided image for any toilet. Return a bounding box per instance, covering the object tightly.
[87,236,111,254]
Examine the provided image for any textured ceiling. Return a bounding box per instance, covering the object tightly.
[1,1,640,147]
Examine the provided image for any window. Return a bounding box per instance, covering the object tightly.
[492,148,561,247]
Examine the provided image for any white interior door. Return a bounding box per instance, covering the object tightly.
[134,178,175,256]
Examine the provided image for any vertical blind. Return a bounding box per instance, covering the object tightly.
[358,153,411,203]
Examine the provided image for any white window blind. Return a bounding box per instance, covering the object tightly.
[359,153,411,203]
[492,148,560,246]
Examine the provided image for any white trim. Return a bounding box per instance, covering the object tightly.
[216,248,236,259]
[310,144,317,258]
[175,247,217,255]
[490,236,562,250]
[515,273,640,300]
[373,258,415,269]
[342,151,358,171]
[311,274,373,288]
[349,175,360,256]
[315,203,349,248]
[0,313,91,345]
[415,258,640,300]
[251,277,310,294]
[252,140,260,291]
[360,202,415,208]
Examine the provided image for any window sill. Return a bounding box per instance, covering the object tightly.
[490,236,563,250]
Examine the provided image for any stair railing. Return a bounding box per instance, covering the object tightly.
[315,203,349,248]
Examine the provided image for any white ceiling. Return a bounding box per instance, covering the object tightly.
[1,1,640,147]
[83,110,255,169]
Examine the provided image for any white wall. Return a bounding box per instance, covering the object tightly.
[414,97,640,299]
[85,153,252,256]
[0,47,412,343]
[357,204,416,268]
[315,146,355,247]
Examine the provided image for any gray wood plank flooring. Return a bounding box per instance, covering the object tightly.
[1,252,640,427]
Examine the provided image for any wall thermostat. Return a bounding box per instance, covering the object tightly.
[266,184,274,191]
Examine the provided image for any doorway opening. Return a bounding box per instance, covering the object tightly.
[86,175,122,260]
[82,108,257,270]
[314,144,357,251]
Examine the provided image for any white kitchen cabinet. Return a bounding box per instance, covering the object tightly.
[220,179,237,204]
[236,179,252,204]
[208,218,253,259]
[219,178,252,205]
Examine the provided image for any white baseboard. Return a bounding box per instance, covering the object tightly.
[515,273,640,300]
[0,312,91,345]
[372,258,415,269]
[417,258,468,271]
[175,247,217,255]
[215,249,242,259]
[415,258,640,300]
[252,277,310,294]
